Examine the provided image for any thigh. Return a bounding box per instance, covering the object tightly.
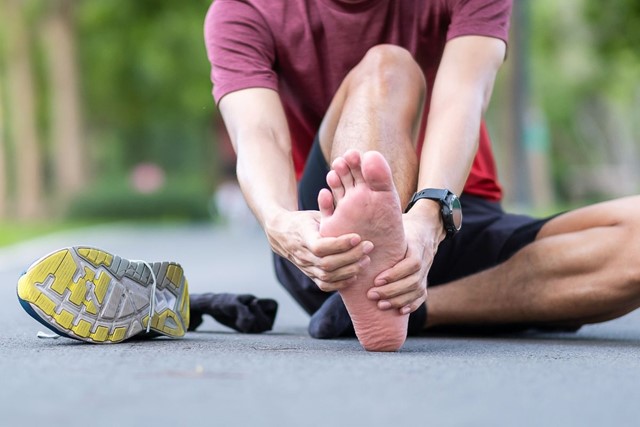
[537,195,640,239]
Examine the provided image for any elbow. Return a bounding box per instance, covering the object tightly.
[479,75,498,116]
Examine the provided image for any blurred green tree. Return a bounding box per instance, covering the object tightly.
[0,0,218,220]
[40,0,87,207]
[75,0,215,181]
[530,0,640,202]
[1,0,44,219]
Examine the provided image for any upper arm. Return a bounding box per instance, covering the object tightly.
[204,1,277,104]
[434,35,506,113]
[447,0,512,53]
[205,2,290,153]
[437,0,512,108]
[218,88,291,154]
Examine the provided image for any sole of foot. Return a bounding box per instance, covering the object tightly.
[319,150,409,352]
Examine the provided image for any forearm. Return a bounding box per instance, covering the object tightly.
[219,88,298,233]
[417,84,485,196]
[234,130,297,230]
[417,36,503,196]
[408,35,505,236]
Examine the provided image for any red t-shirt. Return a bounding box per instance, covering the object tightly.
[205,0,512,201]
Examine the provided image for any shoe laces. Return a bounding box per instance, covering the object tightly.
[132,259,158,333]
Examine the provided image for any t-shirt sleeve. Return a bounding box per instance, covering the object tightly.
[204,0,277,104]
[447,0,512,45]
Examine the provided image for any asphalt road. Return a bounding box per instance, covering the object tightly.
[1,223,639,427]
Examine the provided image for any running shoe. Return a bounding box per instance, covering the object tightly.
[17,246,190,343]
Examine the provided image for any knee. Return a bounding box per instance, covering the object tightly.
[607,233,640,300]
[623,241,640,289]
[353,45,426,98]
[619,198,640,288]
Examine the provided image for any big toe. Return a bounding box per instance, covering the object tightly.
[361,151,395,192]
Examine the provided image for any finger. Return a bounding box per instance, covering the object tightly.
[310,234,370,257]
[399,294,427,315]
[318,188,334,219]
[326,170,345,201]
[317,241,374,272]
[367,274,421,301]
[309,255,370,283]
[313,275,358,293]
[373,255,421,286]
[378,288,425,311]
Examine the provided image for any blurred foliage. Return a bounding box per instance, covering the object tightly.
[530,0,640,201]
[585,0,640,59]
[72,0,216,178]
[1,0,220,221]
[584,0,640,103]
[67,182,210,221]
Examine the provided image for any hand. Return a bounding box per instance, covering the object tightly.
[266,210,374,292]
[368,203,445,314]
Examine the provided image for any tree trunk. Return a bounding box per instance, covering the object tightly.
[0,73,6,218]
[4,0,44,220]
[42,0,87,207]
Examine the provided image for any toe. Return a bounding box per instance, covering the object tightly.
[318,188,335,219]
[343,150,365,184]
[326,170,345,202]
[332,157,355,189]
[361,151,395,192]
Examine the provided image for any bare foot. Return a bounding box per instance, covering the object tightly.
[318,150,408,351]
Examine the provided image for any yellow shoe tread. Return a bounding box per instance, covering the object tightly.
[19,247,189,343]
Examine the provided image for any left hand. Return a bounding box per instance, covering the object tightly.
[367,206,445,314]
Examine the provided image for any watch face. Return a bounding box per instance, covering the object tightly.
[450,195,462,231]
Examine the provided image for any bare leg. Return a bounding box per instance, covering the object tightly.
[318,45,426,206]
[426,196,640,329]
[311,46,426,351]
[319,150,408,351]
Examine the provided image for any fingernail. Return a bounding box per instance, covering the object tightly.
[362,241,374,254]
[374,279,386,286]
[400,306,411,315]
[350,235,361,246]
[378,301,392,310]
[358,257,370,268]
[368,291,380,300]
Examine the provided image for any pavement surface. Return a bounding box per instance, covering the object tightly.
[1,223,639,427]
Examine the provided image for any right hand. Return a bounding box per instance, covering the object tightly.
[266,210,374,292]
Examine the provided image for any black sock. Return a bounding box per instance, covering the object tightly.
[189,293,278,334]
[407,303,427,336]
[308,292,354,339]
[309,293,427,339]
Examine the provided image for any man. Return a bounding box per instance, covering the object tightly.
[16,0,639,350]
[204,0,640,351]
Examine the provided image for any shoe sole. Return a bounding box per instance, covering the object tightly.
[17,246,190,343]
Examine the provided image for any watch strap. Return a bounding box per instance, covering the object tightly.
[404,188,450,213]
[405,188,461,239]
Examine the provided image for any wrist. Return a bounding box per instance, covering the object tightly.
[405,199,447,243]
[405,188,462,240]
[263,207,293,234]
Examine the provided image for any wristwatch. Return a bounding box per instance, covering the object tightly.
[404,188,462,239]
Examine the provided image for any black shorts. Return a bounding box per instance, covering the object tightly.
[273,137,553,317]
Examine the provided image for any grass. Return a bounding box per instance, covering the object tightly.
[0,221,102,248]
